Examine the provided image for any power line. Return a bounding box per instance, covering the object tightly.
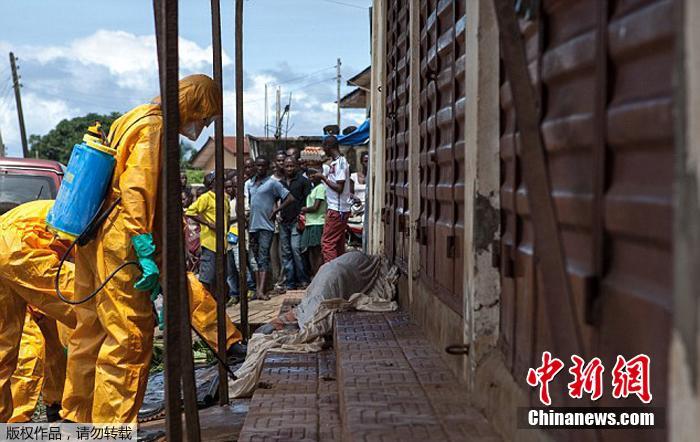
[0,76,14,100]
[0,88,15,113]
[27,83,145,104]
[318,0,367,10]
[23,88,123,113]
[289,76,337,94]
[243,76,336,105]
[266,65,335,88]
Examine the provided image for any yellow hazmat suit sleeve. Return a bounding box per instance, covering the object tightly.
[187,272,242,351]
[9,313,44,423]
[118,122,162,237]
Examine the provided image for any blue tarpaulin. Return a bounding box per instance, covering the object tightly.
[333,119,369,145]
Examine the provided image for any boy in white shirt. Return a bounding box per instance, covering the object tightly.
[311,136,351,262]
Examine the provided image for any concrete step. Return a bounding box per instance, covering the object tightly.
[237,351,341,441]
[334,311,500,441]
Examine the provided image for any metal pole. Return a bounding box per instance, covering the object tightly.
[152,1,182,439]
[285,92,292,142]
[235,0,249,341]
[264,83,268,138]
[0,128,5,157]
[153,0,201,439]
[275,87,281,138]
[336,57,341,128]
[9,52,28,158]
[210,0,230,406]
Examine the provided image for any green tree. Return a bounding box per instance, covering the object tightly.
[185,169,204,184]
[28,112,123,163]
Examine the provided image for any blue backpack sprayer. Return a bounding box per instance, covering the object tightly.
[47,122,140,305]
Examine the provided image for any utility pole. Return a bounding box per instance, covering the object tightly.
[0,127,5,157]
[336,57,341,128]
[9,52,28,158]
[284,92,292,144]
[275,87,281,139]
[264,83,268,138]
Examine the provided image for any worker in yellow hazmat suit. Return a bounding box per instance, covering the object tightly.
[186,272,242,352]
[6,282,241,424]
[10,272,240,423]
[0,199,76,422]
[10,310,68,423]
[61,74,223,423]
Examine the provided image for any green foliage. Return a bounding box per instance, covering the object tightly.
[150,340,164,373]
[28,112,123,164]
[185,169,204,184]
[192,339,216,365]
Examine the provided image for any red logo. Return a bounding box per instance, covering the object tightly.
[528,352,652,405]
[527,351,564,406]
[611,354,652,403]
[568,356,604,401]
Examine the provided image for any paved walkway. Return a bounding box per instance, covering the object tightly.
[239,311,500,442]
[238,351,341,441]
[227,290,305,325]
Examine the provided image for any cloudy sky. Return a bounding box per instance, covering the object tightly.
[0,0,371,157]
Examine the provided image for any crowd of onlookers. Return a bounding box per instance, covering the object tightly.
[180,136,368,303]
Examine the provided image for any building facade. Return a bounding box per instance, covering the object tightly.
[367,1,698,440]
[189,136,251,171]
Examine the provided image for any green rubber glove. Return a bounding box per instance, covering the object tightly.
[150,283,162,302]
[131,233,160,292]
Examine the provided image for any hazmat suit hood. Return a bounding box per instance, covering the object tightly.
[153,74,222,139]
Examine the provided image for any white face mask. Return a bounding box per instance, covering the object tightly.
[181,121,204,141]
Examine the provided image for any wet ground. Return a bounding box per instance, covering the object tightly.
[140,399,251,442]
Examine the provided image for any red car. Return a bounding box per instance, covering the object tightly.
[0,157,65,215]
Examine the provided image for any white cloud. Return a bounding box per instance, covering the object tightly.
[0,30,363,157]
[17,30,230,91]
[0,92,72,157]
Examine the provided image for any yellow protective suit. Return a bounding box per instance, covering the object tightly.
[10,311,68,422]
[187,272,241,351]
[9,313,42,422]
[62,74,222,424]
[0,200,75,422]
[9,274,236,423]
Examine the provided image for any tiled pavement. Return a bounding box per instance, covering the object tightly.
[238,351,341,441]
[238,311,500,441]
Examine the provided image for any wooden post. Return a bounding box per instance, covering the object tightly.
[492,0,584,359]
